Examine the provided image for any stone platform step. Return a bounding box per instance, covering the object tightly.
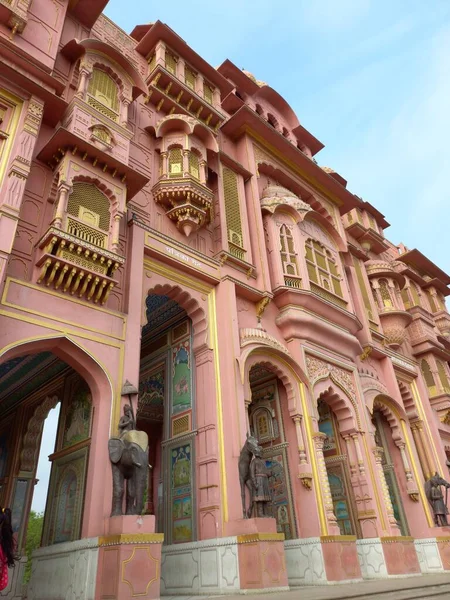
[162,573,450,600]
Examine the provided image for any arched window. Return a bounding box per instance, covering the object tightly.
[168,147,183,177]
[411,282,421,306]
[184,66,196,90]
[66,182,111,248]
[437,361,450,393]
[401,280,422,309]
[255,103,264,117]
[203,82,214,105]
[305,239,343,297]
[87,68,119,122]
[280,225,300,288]
[379,280,394,309]
[267,113,279,130]
[188,151,200,180]
[421,359,437,396]
[165,52,177,74]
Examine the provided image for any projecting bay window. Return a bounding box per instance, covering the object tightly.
[305,239,346,307]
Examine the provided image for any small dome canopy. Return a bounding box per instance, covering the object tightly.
[242,69,267,87]
[261,184,311,217]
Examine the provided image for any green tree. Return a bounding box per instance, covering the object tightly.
[23,511,43,584]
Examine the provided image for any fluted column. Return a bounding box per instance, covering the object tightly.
[160,151,168,178]
[199,160,207,185]
[373,446,400,532]
[54,181,72,228]
[410,420,432,479]
[182,149,189,176]
[111,214,121,252]
[77,67,90,99]
[395,440,419,500]
[313,432,339,533]
[351,432,366,476]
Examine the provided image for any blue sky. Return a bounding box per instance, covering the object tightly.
[105,0,450,275]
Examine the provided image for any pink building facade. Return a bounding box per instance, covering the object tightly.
[1,2,450,598]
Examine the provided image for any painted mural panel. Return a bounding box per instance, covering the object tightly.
[265,450,294,540]
[62,381,92,449]
[42,446,89,546]
[139,364,165,421]
[172,339,191,415]
[171,443,193,543]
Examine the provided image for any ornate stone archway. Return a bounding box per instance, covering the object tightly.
[20,395,60,472]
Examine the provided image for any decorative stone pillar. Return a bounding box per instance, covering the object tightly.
[395,440,419,500]
[111,214,121,252]
[195,73,204,98]
[182,149,189,176]
[199,160,207,185]
[373,447,401,533]
[77,67,90,99]
[155,40,166,68]
[176,56,185,80]
[244,399,251,432]
[160,151,168,178]
[120,99,130,125]
[313,432,340,534]
[292,414,312,489]
[213,88,221,110]
[351,432,366,476]
[343,435,358,477]
[53,181,72,228]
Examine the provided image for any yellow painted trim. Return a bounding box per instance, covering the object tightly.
[400,419,434,527]
[112,343,126,436]
[141,259,227,523]
[411,379,443,475]
[237,533,285,543]
[380,536,414,543]
[360,433,387,531]
[121,546,160,597]
[299,382,327,535]
[210,289,227,523]
[143,257,212,295]
[99,533,164,545]
[320,535,356,543]
[2,278,126,341]
[0,308,123,348]
[0,89,23,186]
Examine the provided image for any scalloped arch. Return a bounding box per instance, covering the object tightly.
[302,212,347,252]
[372,395,406,443]
[20,395,60,471]
[144,283,208,352]
[70,175,121,215]
[314,380,358,432]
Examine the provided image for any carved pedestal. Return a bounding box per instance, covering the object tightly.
[224,518,288,591]
[96,516,163,600]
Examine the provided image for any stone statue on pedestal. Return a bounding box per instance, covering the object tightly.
[108,403,149,516]
[425,472,450,527]
[239,434,273,519]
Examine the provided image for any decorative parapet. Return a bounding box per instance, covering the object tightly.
[260,185,311,217]
[239,328,291,355]
[152,176,213,237]
[36,228,124,305]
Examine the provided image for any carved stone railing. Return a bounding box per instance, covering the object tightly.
[36,228,124,305]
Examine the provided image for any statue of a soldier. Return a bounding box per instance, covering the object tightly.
[425,472,450,527]
[250,446,272,518]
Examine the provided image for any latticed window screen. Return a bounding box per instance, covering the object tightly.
[368,213,377,231]
[168,147,183,177]
[437,361,450,393]
[401,287,412,309]
[222,167,244,256]
[305,239,343,297]
[426,290,438,313]
[185,67,196,90]
[280,225,298,276]
[165,52,177,74]
[67,183,111,231]
[188,151,199,180]
[411,282,421,306]
[88,69,119,115]
[353,257,374,321]
[379,280,394,308]
[421,360,437,395]
[203,83,213,105]
[66,183,111,249]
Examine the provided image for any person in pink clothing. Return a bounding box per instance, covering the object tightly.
[0,508,18,591]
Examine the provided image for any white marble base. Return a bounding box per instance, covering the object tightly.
[414,538,444,573]
[26,538,99,600]
[356,538,388,579]
[284,537,327,586]
[161,537,240,596]
[0,557,27,599]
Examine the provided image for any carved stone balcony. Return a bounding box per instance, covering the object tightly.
[434,310,450,339]
[36,227,124,305]
[152,176,213,237]
[378,309,412,349]
[407,306,447,357]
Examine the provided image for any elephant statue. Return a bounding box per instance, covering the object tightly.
[108,429,149,516]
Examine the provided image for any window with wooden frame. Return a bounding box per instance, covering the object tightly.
[305,239,343,298]
[87,68,120,122]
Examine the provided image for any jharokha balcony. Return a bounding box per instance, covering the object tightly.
[36,219,125,305]
[152,148,214,237]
